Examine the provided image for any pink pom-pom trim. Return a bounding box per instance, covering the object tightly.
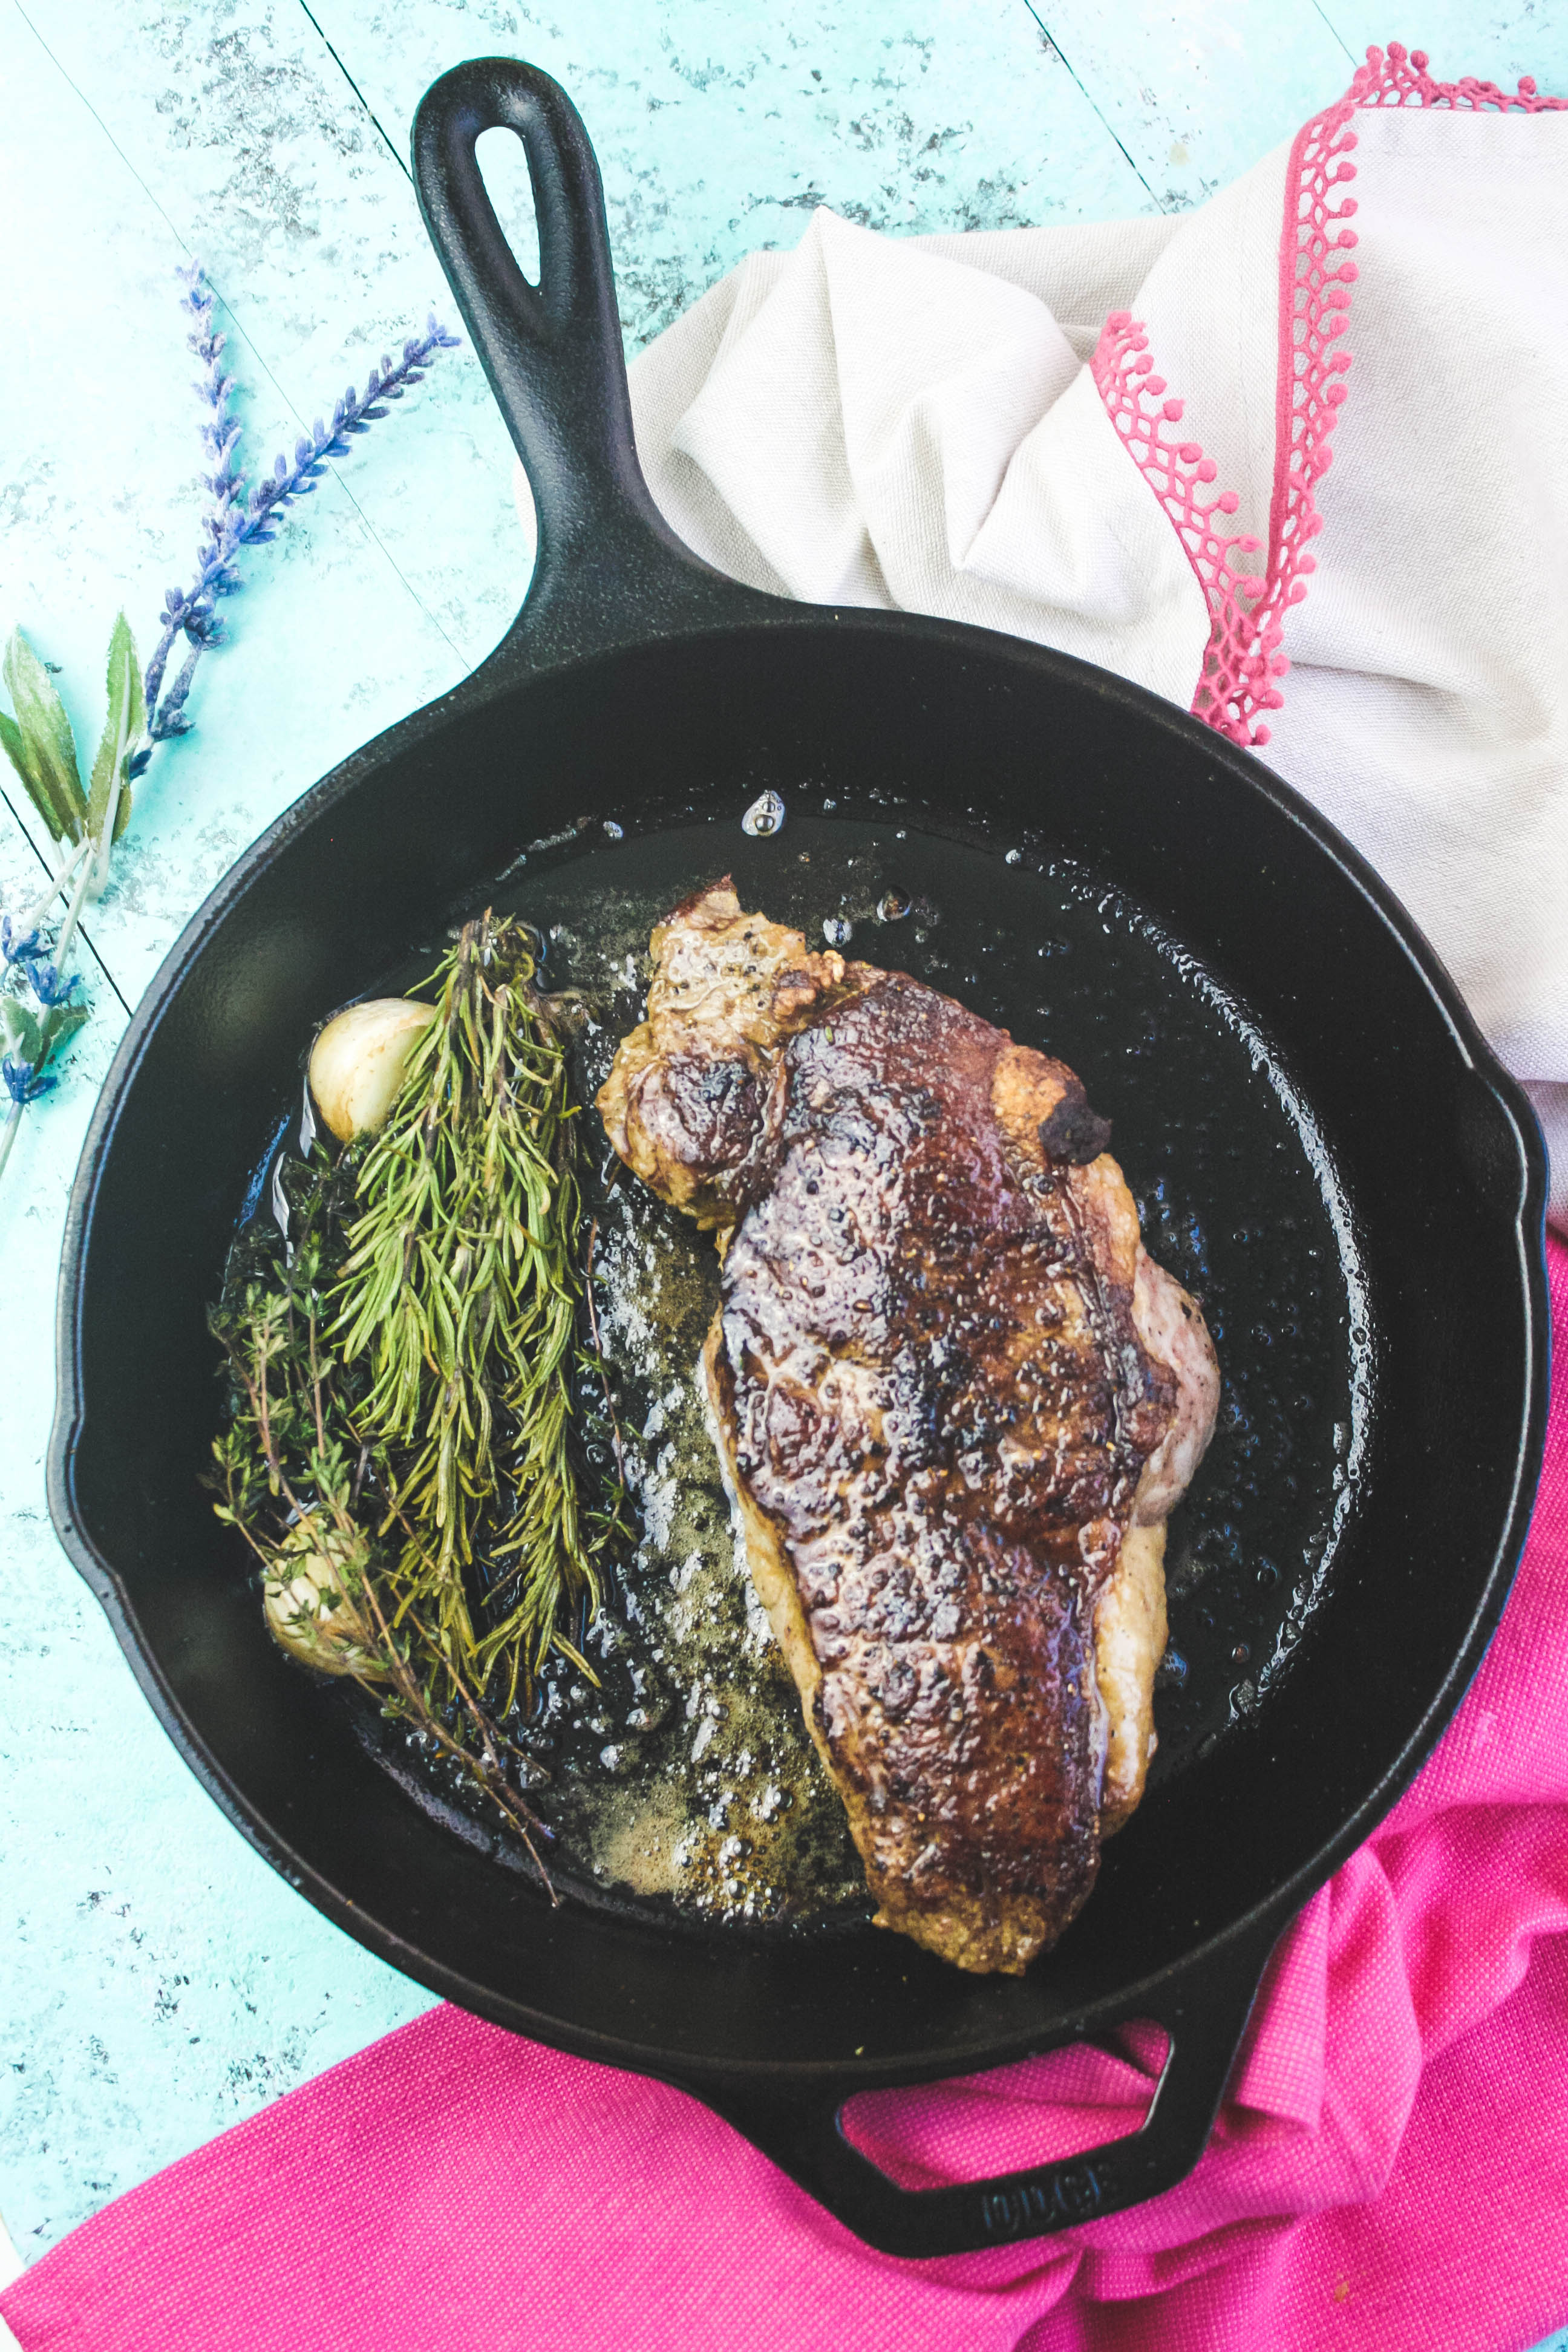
[1091,41,1566,750]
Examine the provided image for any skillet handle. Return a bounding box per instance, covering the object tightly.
[411,57,768,665]
[694,1918,1281,2259]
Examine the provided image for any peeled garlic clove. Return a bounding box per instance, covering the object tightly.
[263,1519,382,1678]
[309,997,435,1142]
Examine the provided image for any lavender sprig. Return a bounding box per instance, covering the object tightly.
[141,264,246,717]
[138,272,460,766]
[1,269,460,1192]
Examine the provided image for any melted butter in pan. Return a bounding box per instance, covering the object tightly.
[360,802,1365,1934]
[510,887,867,1929]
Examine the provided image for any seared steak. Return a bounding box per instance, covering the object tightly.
[598,881,1218,1972]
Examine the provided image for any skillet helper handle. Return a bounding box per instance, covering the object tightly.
[411,56,755,659]
[700,1919,1281,2259]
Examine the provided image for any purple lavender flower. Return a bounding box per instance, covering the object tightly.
[1,915,77,1002]
[2,1056,55,1106]
[237,318,461,547]
[28,961,81,1008]
[0,915,40,966]
[140,272,460,757]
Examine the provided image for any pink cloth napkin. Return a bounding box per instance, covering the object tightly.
[4,1235,1564,2350]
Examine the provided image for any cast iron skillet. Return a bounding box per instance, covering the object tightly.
[49,57,1550,2256]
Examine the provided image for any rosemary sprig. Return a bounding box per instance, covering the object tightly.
[330,913,606,1708]
[207,911,631,1866]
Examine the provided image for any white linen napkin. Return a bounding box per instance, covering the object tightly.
[515,47,1568,1230]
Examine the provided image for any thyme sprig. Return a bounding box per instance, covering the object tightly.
[209,1236,555,1881]
[207,912,632,1870]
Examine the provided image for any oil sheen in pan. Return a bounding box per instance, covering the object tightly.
[252,791,1371,1941]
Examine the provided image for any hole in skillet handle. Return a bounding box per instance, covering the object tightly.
[474,122,543,289]
[475,123,541,288]
[685,1918,1282,2256]
[410,56,780,676]
[840,2018,1171,2184]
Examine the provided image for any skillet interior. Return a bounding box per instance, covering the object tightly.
[57,612,1544,2082]
[337,788,1365,1933]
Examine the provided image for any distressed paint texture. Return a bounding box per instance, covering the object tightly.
[3,0,1568,2313]
[1030,0,1352,207]
[1319,3,1568,94]
[1033,2,1568,212]
[308,0,1155,326]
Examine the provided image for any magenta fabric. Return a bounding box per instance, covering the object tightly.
[5,1235,1565,2352]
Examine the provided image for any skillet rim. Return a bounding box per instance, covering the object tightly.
[47,595,1552,2091]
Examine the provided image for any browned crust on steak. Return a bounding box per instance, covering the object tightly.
[596,881,863,1230]
[597,881,1191,1973]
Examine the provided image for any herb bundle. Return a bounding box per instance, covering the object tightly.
[209,913,629,1878]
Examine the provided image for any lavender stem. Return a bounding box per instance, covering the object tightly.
[143,618,182,718]
[91,775,128,899]
[24,840,90,932]
[53,840,97,973]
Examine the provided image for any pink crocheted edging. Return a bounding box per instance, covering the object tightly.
[1091,41,1568,749]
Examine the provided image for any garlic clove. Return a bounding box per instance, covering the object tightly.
[263,1519,384,1678]
[309,997,436,1142]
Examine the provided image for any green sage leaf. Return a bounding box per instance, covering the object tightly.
[0,710,41,814]
[38,999,89,1065]
[0,995,45,1068]
[87,611,145,846]
[1,630,87,843]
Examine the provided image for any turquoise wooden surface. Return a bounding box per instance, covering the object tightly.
[2,5,1566,2327]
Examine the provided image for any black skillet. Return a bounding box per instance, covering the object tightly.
[48,57,1550,2257]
